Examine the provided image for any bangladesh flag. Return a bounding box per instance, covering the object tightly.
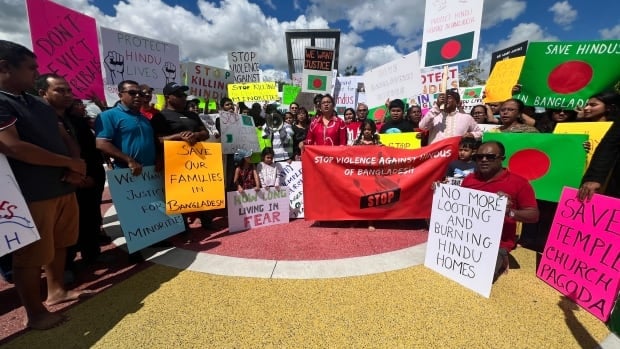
[307,74,327,91]
[482,133,587,202]
[461,86,483,100]
[424,31,475,67]
[515,40,620,109]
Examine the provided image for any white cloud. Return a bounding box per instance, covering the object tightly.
[481,0,527,29]
[548,1,577,30]
[361,45,403,71]
[600,24,620,39]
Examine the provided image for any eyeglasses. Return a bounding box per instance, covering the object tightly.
[499,108,517,112]
[121,90,146,97]
[321,101,333,105]
[357,109,368,112]
[472,154,503,161]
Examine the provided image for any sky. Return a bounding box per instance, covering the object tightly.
[1,0,619,81]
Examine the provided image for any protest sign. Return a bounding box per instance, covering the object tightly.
[333,76,363,111]
[227,82,278,103]
[302,137,459,220]
[364,51,422,108]
[489,41,528,74]
[459,85,484,113]
[515,40,620,108]
[553,122,613,165]
[483,57,525,103]
[380,132,422,149]
[421,0,484,67]
[483,133,587,202]
[198,113,221,142]
[163,141,225,214]
[228,51,260,83]
[26,0,105,101]
[100,27,180,105]
[227,188,290,233]
[302,47,334,93]
[537,187,620,321]
[420,66,459,95]
[182,62,233,102]
[0,155,40,257]
[282,85,301,105]
[279,161,304,219]
[425,184,506,298]
[219,110,259,154]
[106,166,185,253]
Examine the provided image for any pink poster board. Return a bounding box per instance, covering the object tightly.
[537,187,620,321]
[26,0,105,101]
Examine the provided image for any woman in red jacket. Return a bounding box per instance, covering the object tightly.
[303,94,347,147]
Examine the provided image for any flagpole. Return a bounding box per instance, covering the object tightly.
[439,65,449,110]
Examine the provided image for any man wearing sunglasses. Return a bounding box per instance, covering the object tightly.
[461,141,539,280]
[95,80,156,176]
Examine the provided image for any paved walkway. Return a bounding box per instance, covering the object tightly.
[0,190,618,348]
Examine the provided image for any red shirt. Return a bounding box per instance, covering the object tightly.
[140,106,160,120]
[461,169,537,251]
[305,114,347,146]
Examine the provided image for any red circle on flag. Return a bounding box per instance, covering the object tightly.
[312,78,323,89]
[547,61,593,94]
[441,40,462,60]
[508,149,550,180]
[373,108,386,121]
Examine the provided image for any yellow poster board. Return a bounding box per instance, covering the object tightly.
[228,82,278,103]
[483,56,525,103]
[163,141,225,214]
[553,121,613,166]
[379,132,421,149]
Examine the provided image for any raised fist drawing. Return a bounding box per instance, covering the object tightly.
[163,62,177,83]
[104,51,124,84]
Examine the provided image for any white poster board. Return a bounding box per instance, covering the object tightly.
[219,110,259,154]
[227,188,290,233]
[182,62,233,102]
[0,155,41,257]
[100,27,180,105]
[363,51,422,108]
[420,66,459,94]
[424,184,507,298]
[279,161,304,219]
[333,76,364,113]
[228,51,260,83]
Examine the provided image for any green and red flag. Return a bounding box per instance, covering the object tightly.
[482,133,587,202]
[515,40,620,109]
[461,86,484,100]
[306,74,327,92]
[424,32,475,67]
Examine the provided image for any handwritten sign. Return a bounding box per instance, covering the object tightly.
[100,27,180,105]
[227,82,278,103]
[0,155,40,257]
[553,122,613,166]
[163,141,225,214]
[26,0,105,101]
[228,51,260,83]
[490,41,528,73]
[380,132,422,150]
[364,51,422,108]
[483,56,525,103]
[182,62,233,102]
[219,110,259,154]
[282,84,301,105]
[106,166,184,253]
[420,66,459,94]
[227,188,290,233]
[279,161,304,219]
[424,184,507,298]
[304,47,334,71]
[302,46,334,94]
[537,187,620,321]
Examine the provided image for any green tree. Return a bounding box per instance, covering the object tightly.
[458,60,485,87]
[344,65,358,76]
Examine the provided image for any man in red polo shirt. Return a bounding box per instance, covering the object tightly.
[461,140,539,280]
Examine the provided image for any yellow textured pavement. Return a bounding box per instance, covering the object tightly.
[4,247,610,348]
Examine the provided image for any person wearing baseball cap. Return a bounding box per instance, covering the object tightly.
[162,82,189,96]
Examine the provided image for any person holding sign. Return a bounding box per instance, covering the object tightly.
[461,141,539,279]
[419,89,482,144]
[0,41,88,329]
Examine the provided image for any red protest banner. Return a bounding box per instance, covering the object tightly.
[301,137,460,221]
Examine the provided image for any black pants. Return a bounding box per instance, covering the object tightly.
[67,176,105,265]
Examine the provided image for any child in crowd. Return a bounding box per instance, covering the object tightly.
[233,149,260,192]
[284,112,295,125]
[354,119,382,145]
[445,137,480,185]
[257,147,283,188]
[353,119,381,231]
